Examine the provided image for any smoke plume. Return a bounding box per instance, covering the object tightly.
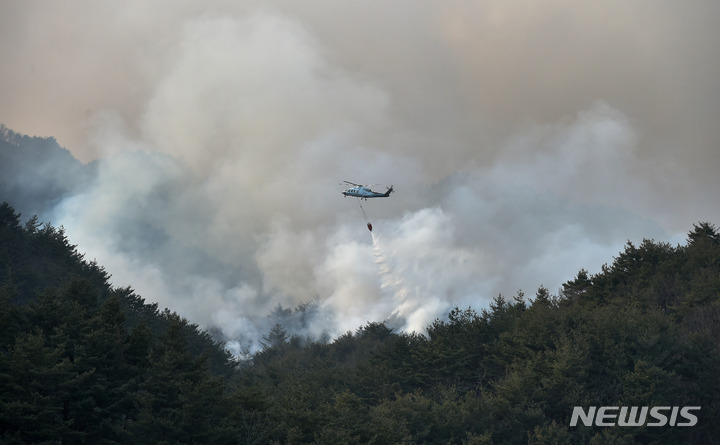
[1,1,719,352]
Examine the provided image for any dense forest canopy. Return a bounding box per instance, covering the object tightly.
[1,201,718,444]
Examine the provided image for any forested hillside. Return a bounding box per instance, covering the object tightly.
[1,201,718,444]
[0,125,92,218]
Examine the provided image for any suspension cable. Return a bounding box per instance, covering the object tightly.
[356,198,369,222]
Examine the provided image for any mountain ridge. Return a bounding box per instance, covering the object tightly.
[1,200,718,443]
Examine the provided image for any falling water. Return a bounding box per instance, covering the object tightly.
[371,232,408,305]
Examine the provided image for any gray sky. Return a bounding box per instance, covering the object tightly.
[2,0,719,352]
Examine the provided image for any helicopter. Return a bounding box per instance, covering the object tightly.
[341,181,393,232]
[341,181,394,200]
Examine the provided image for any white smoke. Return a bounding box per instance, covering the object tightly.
[2,3,715,353]
[372,211,488,333]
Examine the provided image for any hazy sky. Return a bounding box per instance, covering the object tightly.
[2,0,719,352]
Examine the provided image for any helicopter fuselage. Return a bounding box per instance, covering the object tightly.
[342,185,393,199]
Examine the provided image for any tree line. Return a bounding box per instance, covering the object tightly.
[1,201,718,443]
